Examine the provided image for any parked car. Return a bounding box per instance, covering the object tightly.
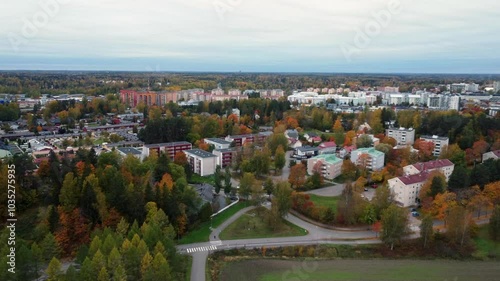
[411,211,420,217]
[371,183,378,189]
[364,187,368,191]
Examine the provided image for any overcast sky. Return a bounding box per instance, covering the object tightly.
[0,0,499,73]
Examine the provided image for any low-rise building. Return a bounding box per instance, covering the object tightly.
[204,138,232,150]
[483,150,500,162]
[294,146,320,159]
[184,149,217,176]
[212,148,237,168]
[318,141,336,154]
[350,147,385,171]
[307,154,342,180]
[419,135,449,156]
[142,141,192,160]
[116,147,142,159]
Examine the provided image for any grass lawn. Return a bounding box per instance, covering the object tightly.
[308,194,339,211]
[219,207,308,240]
[473,225,500,260]
[220,259,500,281]
[178,201,249,244]
[188,174,215,185]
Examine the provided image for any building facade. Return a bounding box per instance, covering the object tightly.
[307,154,342,180]
[184,149,217,176]
[419,135,449,156]
[350,147,385,171]
[385,127,415,146]
[142,141,192,160]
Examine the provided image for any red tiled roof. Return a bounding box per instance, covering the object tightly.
[398,171,430,185]
[319,141,336,148]
[413,159,453,172]
[493,150,500,158]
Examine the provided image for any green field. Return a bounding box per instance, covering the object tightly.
[474,226,500,260]
[308,194,339,210]
[178,201,249,244]
[219,207,308,240]
[220,259,500,281]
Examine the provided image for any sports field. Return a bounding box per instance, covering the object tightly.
[219,259,500,281]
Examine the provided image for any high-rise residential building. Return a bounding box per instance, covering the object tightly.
[419,135,449,156]
[494,81,500,93]
[448,95,460,111]
[386,127,415,146]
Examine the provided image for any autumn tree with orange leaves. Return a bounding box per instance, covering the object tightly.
[289,163,306,189]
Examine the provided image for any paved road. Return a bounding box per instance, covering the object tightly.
[179,206,382,281]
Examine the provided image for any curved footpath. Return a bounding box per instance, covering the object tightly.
[178,205,385,281]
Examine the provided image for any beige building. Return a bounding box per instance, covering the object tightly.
[389,159,454,207]
[350,147,385,171]
[307,154,343,180]
[184,149,217,176]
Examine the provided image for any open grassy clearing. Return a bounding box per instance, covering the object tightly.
[308,194,339,210]
[220,259,500,281]
[219,207,308,240]
[473,225,500,260]
[178,201,249,244]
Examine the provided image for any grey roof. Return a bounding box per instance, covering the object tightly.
[420,135,449,141]
[214,148,237,153]
[297,146,320,152]
[184,149,217,158]
[285,129,298,138]
[144,141,191,148]
[117,147,141,155]
[205,138,232,145]
[194,184,214,203]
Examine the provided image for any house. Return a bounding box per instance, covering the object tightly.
[339,145,355,158]
[307,154,343,180]
[318,141,336,155]
[419,135,449,156]
[304,132,322,143]
[213,148,237,168]
[184,149,217,176]
[294,146,320,159]
[350,147,385,171]
[289,139,303,149]
[285,129,299,139]
[116,147,142,160]
[389,159,455,207]
[142,141,192,160]
[0,149,13,160]
[482,150,500,163]
[204,138,232,150]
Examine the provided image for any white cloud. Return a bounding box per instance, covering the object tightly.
[0,0,499,72]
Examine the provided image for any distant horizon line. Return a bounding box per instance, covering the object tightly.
[1,69,500,76]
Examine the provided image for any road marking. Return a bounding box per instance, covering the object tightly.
[186,245,218,253]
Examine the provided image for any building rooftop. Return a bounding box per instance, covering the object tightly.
[297,146,320,152]
[386,127,414,132]
[319,141,337,148]
[144,141,191,148]
[205,138,232,145]
[353,147,384,157]
[398,171,431,185]
[213,148,237,153]
[420,135,449,141]
[311,154,342,164]
[184,149,217,158]
[412,159,454,172]
[117,147,141,155]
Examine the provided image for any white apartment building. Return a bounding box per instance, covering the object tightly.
[389,159,454,207]
[307,154,343,180]
[204,138,232,150]
[350,147,385,171]
[184,149,217,176]
[419,135,449,156]
[386,127,415,146]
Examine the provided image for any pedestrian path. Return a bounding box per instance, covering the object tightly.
[186,245,217,253]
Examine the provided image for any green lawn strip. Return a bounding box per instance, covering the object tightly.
[219,207,308,240]
[308,194,339,210]
[185,255,192,281]
[220,259,499,281]
[178,201,249,244]
[473,225,500,259]
[188,174,215,185]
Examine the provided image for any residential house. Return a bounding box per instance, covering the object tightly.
[318,141,336,155]
[482,150,500,163]
[294,146,320,159]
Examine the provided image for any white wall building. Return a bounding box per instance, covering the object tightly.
[386,127,415,146]
[184,149,217,176]
[350,147,385,171]
[419,135,449,156]
[307,154,343,180]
